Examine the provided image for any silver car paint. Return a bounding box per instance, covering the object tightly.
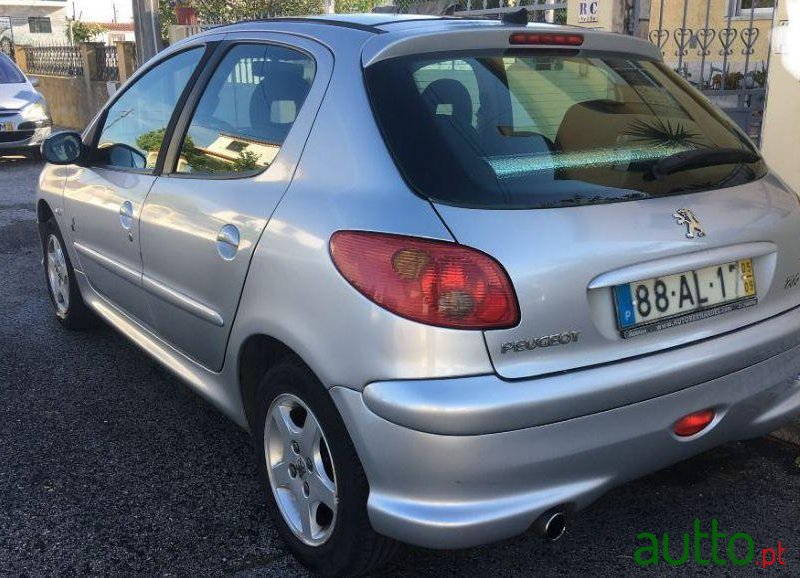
[139,33,334,371]
[333,323,800,548]
[36,16,800,550]
[442,173,800,379]
[360,19,661,66]
[65,167,158,326]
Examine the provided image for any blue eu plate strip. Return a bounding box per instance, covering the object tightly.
[614,284,636,329]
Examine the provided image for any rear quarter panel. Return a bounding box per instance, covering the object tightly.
[226,32,494,391]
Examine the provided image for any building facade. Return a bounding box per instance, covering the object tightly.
[0,0,69,46]
[83,21,136,45]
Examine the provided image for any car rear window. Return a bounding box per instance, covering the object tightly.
[0,54,25,84]
[365,50,766,209]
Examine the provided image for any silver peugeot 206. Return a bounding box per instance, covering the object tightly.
[36,13,800,576]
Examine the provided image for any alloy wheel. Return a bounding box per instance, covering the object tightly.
[264,393,338,546]
[46,234,70,316]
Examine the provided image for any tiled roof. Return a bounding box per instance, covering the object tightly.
[84,21,134,33]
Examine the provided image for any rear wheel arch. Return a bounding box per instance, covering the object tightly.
[238,334,320,430]
[242,337,400,573]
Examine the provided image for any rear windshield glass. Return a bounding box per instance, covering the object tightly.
[365,50,766,209]
[0,54,25,84]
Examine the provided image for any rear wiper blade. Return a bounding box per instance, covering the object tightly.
[651,147,760,180]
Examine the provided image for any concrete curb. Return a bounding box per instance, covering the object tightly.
[771,421,800,447]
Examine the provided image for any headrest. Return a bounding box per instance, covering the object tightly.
[420,78,473,125]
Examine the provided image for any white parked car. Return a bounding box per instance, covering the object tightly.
[0,52,51,157]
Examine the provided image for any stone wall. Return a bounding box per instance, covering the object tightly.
[13,42,137,131]
[32,75,117,130]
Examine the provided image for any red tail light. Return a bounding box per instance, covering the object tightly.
[509,32,584,46]
[674,409,716,437]
[329,231,519,329]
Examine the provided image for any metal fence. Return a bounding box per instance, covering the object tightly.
[95,44,119,82]
[24,44,83,77]
[454,0,567,21]
[0,16,13,61]
[643,0,772,144]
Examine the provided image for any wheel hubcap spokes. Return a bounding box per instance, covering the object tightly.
[46,235,69,315]
[265,393,337,546]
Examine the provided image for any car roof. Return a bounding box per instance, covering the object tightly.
[305,13,444,27]
[186,14,662,63]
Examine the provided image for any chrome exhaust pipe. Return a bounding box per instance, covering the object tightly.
[532,509,567,542]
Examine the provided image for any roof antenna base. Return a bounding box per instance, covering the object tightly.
[501,7,528,26]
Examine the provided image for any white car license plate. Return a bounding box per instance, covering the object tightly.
[613,259,756,338]
[0,122,13,132]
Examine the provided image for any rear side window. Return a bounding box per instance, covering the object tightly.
[174,43,315,176]
[366,50,766,209]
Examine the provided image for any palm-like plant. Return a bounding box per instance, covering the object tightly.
[623,118,705,150]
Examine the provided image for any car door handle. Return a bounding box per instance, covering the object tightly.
[119,201,134,231]
[216,224,240,261]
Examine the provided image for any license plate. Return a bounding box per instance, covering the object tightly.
[0,122,13,132]
[613,259,756,338]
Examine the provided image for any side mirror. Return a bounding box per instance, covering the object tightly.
[28,76,40,88]
[41,131,85,165]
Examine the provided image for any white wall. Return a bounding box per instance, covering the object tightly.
[0,5,69,45]
[761,1,800,192]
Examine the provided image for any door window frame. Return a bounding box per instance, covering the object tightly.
[160,36,325,182]
[85,42,220,176]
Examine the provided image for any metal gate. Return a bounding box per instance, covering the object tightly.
[643,0,773,144]
[453,0,772,144]
[454,0,567,23]
[0,16,14,61]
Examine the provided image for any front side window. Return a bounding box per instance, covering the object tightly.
[366,50,765,209]
[95,47,204,172]
[175,43,315,176]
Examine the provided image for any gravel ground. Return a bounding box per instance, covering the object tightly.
[1,155,799,577]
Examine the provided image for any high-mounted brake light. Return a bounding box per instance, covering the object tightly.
[509,32,584,46]
[329,231,520,330]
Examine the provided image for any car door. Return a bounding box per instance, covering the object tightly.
[139,36,332,371]
[63,46,207,327]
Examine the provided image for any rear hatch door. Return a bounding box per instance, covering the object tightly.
[437,178,800,379]
[363,35,800,379]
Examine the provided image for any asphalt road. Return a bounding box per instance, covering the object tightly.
[1,155,799,577]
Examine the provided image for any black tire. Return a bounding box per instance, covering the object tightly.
[41,217,98,329]
[253,358,400,576]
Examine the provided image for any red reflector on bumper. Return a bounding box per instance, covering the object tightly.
[674,409,716,437]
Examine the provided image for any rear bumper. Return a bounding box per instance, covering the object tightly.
[331,308,800,549]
